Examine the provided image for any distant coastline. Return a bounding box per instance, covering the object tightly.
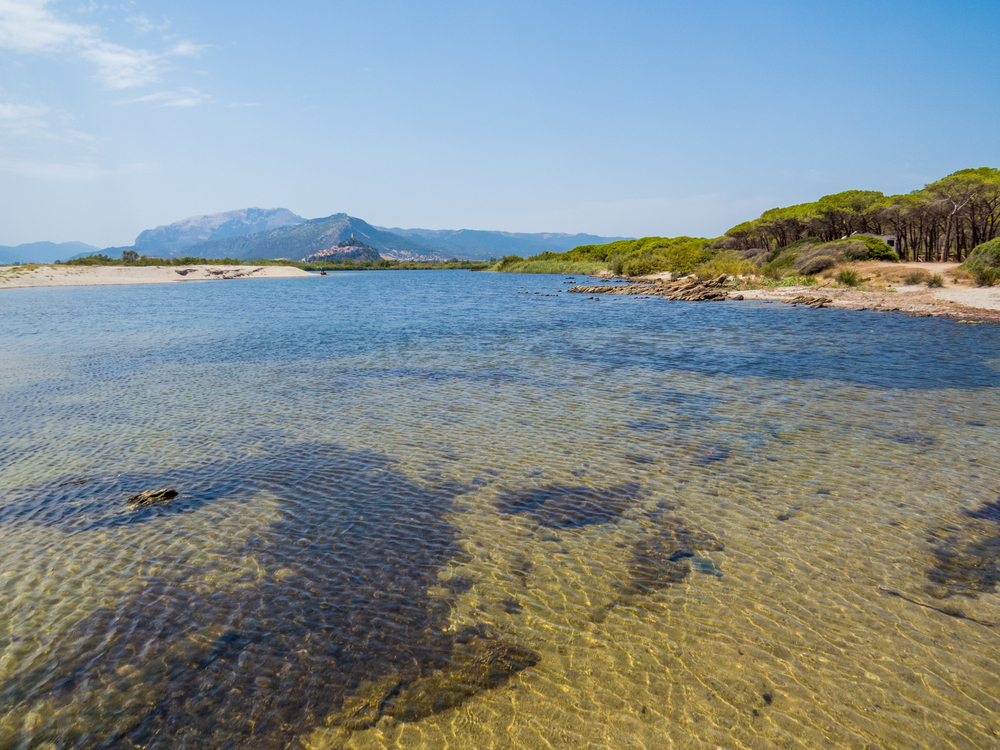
[0,264,312,290]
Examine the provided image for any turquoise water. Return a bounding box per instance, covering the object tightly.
[2,271,1000,749]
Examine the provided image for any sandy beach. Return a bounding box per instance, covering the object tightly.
[0,264,314,290]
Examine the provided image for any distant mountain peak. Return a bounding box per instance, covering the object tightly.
[135,207,305,251]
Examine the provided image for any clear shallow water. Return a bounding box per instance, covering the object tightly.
[1,271,1000,749]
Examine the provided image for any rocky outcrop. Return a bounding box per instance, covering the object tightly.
[785,295,833,308]
[566,274,732,302]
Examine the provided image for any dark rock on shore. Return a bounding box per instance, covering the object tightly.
[566,273,731,302]
[786,295,833,308]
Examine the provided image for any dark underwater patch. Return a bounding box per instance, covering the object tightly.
[632,389,719,416]
[625,453,657,465]
[691,443,731,466]
[893,433,936,447]
[964,500,1000,523]
[924,502,1000,598]
[495,482,642,528]
[624,516,725,597]
[0,442,539,749]
[547,309,1000,391]
[926,535,1000,596]
[626,420,672,433]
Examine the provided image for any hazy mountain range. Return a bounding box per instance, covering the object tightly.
[5,207,627,264]
[379,227,627,259]
[0,241,99,265]
[135,208,304,252]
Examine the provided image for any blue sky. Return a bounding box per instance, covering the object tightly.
[1,0,997,247]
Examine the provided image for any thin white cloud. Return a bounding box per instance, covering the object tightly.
[0,97,95,141]
[123,87,211,107]
[127,13,169,35]
[165,40,204,56]
[0,101,49,134]
[0,0,204,89]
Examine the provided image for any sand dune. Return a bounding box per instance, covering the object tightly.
[0,264,314,289]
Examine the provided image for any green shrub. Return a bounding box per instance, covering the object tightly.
[496,259,606,274]
[904,270,929,285]
[837,269,861,286]
[967,238,1000,268]
[494,255,524,271]
[741,247,769,265]
[968,265,998,286]
[792,244,840,275]
[762,264,784,280]
[959,238,1000,286]
[694,250,756,278]
[838,240,869,262]
[622,255,661,277]
[927,274,945,288]
[847,235,899,261]
[608,252,626,276]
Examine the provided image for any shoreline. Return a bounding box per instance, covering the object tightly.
[623,261,1000,323]
[0,264,314,289]
[5,262,999,323]
[737,284,1000,323]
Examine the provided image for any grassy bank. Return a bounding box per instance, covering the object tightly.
[489,258,606,275]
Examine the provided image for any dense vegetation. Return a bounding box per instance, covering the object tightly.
[962,237,1000,286]
[755,235,898,278]
[492,237,722,277]
[492,167,999,278]
[722,167,1000,262]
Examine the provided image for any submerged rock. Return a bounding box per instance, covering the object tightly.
[126,488,178,506]
[625,516,724,596]
[628,536,694,593]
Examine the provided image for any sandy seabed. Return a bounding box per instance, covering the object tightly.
[0,264,314,289]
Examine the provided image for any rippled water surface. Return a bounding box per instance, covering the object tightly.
[2,271,1000,749]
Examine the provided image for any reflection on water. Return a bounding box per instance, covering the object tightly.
[2,271,1000,749]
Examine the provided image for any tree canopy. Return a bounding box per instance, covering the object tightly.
[722,168,1000,262]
